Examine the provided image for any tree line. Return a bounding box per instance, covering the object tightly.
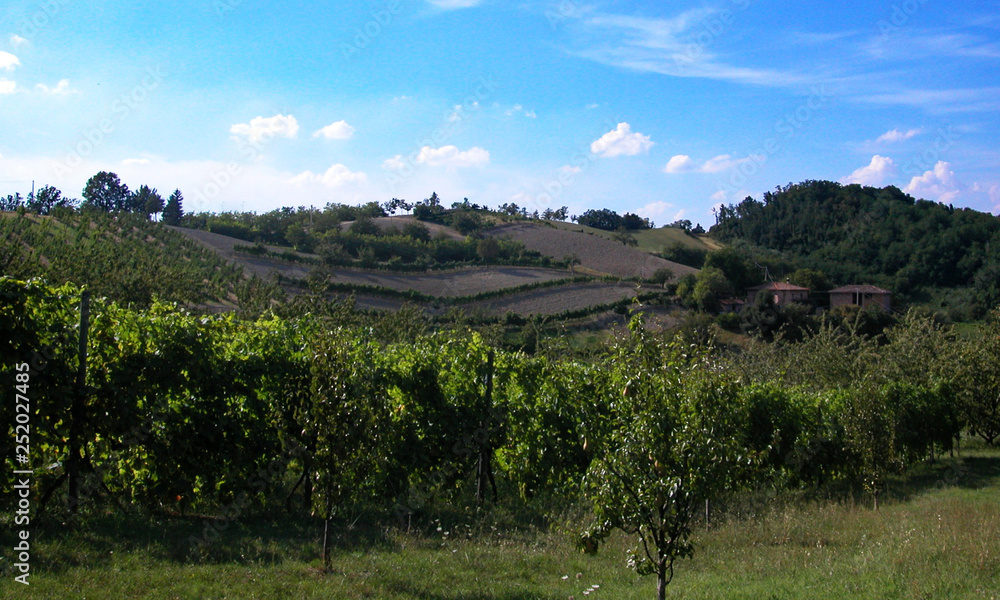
[711,180,1000,317]
[2,171,185,225]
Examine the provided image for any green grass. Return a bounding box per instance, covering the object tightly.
[3,448,998,599]
[546,221,717,255]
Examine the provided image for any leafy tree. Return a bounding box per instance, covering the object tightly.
[575,208,623,231]
[704,246,757,292]
[583,317,746,600]
[660,242,707,268]
[162,190,184,225]
[82,171,130,212]
[668,219,692,231]
[621,212,650,230]
[1,192,23,211]
[613,226,638,247]
[349,216,380,237]
[690,267,733,313]
[649,267,674,287]
[476,237,500,263]
[401,220,430,242]
[956,313,1000,445]
[789,268,831,292]
[144,188,165,219]
[129,185,163,216]
[27,185,74,215]
[450,210,481,235]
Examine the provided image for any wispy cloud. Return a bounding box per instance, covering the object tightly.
[566,9,803,87]
[875,128,922,143]
[426,0,481,9]
[856,87,1000,113]
[664,153,762,174]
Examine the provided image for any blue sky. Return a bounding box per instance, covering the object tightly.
[1,0,998,227]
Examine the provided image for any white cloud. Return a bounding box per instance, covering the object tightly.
[0,51,20,71]
[875,128,922,143]
[427,0,481,8]
[448,101,479,122]
[664,153,761,174]
[383,146,490,171]
[664,155,694,173]
[36,79,77,95]
[417,145,490,167]
[585,103,600,110]
[0,79,15,94]
[290,163,368,187]
[230,114,299,144]
[559,165,582,176]
[699,154,760,174]
[990,184,1000,211]
[524,110,537,118]
[842,155,897,186]
[637,200,674,221]
[313,120,355,140]
[122,158,151,165]
[904,161,961,203]
[9,35,28,48]
[591,122,654,158]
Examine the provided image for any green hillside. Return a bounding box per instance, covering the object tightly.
[711,180,1000,316]
[0,211,261,308]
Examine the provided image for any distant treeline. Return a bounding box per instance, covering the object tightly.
[711,180,1000,316]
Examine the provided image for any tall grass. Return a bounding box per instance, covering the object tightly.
[2,449,997,600]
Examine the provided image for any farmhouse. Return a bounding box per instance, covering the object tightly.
[746,281,810,306]
[829,285,892,310]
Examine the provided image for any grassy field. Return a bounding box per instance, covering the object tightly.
[2,447,997,599]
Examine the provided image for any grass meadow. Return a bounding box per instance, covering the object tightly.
[2,446,998,600]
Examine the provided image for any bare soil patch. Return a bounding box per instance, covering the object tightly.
[488,223,698,280]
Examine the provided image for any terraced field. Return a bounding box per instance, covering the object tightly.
[326,266,573,297]
[468,281,640,316]
[487,223,698,280]
[172,223,687,317]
